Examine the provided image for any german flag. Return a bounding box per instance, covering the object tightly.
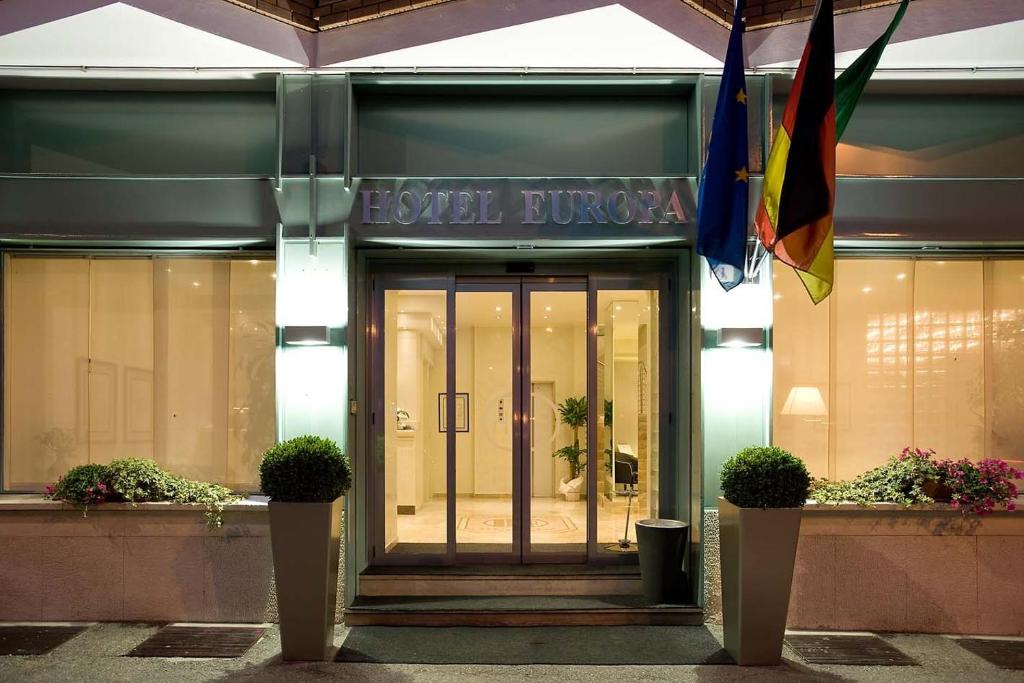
[756,0,835,304]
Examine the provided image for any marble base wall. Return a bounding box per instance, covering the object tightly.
[0,504,347,624]
[703,505,1024,636]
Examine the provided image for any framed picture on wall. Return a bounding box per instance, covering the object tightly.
[438,393,470,433]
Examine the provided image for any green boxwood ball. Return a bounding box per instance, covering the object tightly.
[259,435,352,503]
[720,446,811,509]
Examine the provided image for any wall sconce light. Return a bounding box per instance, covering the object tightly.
[702,327,766,349]
[282,325,331,346]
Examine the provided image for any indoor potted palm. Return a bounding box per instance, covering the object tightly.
[719,445,810,666]
[554,395,587,501]
[260,435,351,661]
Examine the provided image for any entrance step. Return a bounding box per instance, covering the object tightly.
[344,595,702,627]
[359,565,643,597]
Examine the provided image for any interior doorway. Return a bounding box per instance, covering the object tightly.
[531,382,556,498]
[368,270,670,566]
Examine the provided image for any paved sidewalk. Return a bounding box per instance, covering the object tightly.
[1,623,1022,682]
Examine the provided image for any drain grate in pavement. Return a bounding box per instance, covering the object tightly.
[786,634,918,666]
[0,625,89,656]
[125,626,266,658]
[956,638,1024,670]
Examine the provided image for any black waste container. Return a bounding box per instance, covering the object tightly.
[635,519,690,604]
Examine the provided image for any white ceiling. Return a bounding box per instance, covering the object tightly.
[0,2,303,68]
[328,4,724,70]
[397,289,653,331]
[763,18,1024,70]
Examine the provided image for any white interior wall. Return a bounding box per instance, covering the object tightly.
[472,326,514,496]
[531,324,587,488]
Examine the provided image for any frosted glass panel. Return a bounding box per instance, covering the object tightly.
[913,261,985,458]
[228,260,277,489]
[701,261,772,507]
[3,257,90,489]
[836,95,1024,177]
[276,240,347,447]
[773,257,1024,482]
[89,259,154,464]
[834,260,913,479]
[0,90,276,175]
[154,259,230,482]
[358,93,689,176]
[4,255,275,491]
[772,266,829,478]
[986,260,1024,471]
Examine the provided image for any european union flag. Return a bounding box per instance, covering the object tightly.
[697,0,749,291]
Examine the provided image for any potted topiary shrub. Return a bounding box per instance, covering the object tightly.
[719,446,810,666]
[260,435,351,662]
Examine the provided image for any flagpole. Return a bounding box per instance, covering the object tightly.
[746,235,769,281]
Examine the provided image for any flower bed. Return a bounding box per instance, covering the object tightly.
[45,458,240,527]
[810,447,1021,515]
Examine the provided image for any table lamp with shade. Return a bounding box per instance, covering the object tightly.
[781,386,827,420]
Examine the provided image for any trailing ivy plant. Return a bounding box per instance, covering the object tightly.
[808,447,1024,516]
[45,458,240,528]
[554,395,588,480]
[106,458,238,527]
[811,447,939,507]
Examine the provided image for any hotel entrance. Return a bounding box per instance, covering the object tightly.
[366,262,676,567]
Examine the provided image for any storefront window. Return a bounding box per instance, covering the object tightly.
[773,258,1024,479]
[3,254,275,491]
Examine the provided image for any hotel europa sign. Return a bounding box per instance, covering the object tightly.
[351,178,694,228]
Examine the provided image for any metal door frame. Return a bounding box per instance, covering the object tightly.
[366,262,678,568]
[520,278,589,563]
[452,280,522,564]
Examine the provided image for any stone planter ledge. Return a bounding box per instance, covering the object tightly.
[803,498,1023,513]
[0,493,269,512]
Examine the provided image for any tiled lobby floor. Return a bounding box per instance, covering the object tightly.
[393,496,649,549]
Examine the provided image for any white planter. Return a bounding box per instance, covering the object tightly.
[559,476,584,502]
[718,497,802,666]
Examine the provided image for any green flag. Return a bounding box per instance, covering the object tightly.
[835,0,910,140]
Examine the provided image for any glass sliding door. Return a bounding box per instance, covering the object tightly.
[523,283,588,561]
[594,284,661,556]
[454,285,520,560]
[377,280,450,559]
[369,269,674,566]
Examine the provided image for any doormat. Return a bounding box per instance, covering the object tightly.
[457,515,577,533]
[956,638,1024,670]
[0,625,89,656]
[336,626,732,665]
[125,626,266,658]
[786,634,918,666]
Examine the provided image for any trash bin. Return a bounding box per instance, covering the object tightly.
[635,519,690,604]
